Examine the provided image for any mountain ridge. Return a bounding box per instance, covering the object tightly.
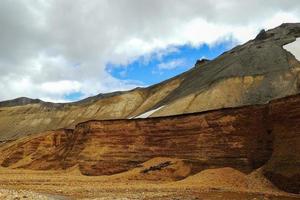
[0,23,299,141]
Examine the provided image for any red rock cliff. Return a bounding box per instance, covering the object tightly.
[1,95,300,193]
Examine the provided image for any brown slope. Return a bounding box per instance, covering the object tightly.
[178,167,280,194]
[0,23,300,141]
[0,77,182,141]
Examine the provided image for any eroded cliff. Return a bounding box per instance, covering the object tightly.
[1,94,299,193]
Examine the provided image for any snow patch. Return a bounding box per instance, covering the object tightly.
[134,106,165,118]
[284,38,300,61]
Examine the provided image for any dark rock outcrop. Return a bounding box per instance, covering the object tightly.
[255,29,269,40]
[195,58,210,67]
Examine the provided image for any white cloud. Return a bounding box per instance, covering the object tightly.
[0,0,299,102]
[284,38,300,61]
[262,12,300,30]
[39,80,82,95]
[158,59,186,70]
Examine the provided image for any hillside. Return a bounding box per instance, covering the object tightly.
[0,23,299,141]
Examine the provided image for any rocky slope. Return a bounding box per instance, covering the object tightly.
[1,94,299,193]
[0,23,300,141]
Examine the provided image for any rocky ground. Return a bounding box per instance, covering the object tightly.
[0,187,299,200]
[0,189,65,200]
[0,166,299,200]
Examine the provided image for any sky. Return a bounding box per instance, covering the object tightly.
[0,0,300,102]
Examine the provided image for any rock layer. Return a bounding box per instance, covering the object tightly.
[1,94,300,193]
[0,105,272,175]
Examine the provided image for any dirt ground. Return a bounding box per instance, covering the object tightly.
[0,167,299,200]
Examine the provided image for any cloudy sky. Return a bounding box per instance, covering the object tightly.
[0,0,299,102]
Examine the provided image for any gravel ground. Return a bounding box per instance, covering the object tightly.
[0,189,67,200]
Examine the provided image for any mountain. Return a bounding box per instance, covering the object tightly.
[0,23,299,141]
[0,97,43,107]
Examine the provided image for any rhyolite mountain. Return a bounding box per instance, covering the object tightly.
[0,23,300,141]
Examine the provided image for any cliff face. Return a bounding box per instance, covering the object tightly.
[0,129,73,169]
[263,96,300,193]
[0,23,300,141]
[65,106,272,176]
[0,105,273,174]
[1,94,300,193]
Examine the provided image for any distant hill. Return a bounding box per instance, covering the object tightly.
[0,97,43,107]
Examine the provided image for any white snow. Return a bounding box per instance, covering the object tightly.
[134,106,165,118]
[284,38,300,61]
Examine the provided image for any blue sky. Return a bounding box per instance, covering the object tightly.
[63,40,236,101]
[64,92,84,101]
[106,41,235,87]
